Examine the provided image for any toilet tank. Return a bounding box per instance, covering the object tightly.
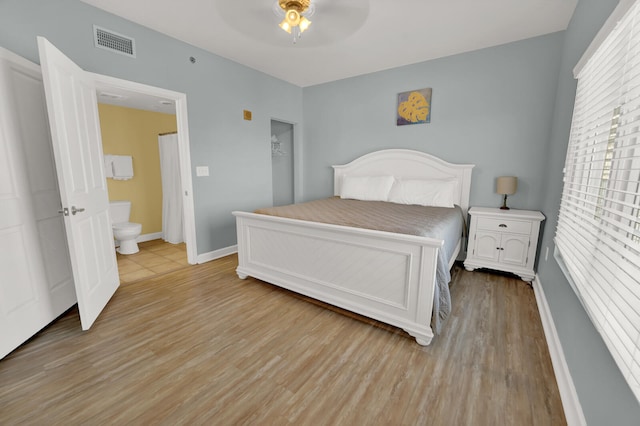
[109,201,131,223]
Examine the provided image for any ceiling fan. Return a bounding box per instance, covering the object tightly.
[273,1,316,43]
[215,0,369,47]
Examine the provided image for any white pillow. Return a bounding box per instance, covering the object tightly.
[388,178,457,207]
[340,175,395,201]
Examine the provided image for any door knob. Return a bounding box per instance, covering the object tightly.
[71,206,85,215]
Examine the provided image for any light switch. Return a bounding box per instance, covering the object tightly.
[196,166,209,177]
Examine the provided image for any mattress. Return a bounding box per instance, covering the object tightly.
[255,197,464,333]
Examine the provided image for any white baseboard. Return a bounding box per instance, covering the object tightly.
[115,232,163,247]
[196,245,237,264]
[532,274,586,426]
[137,232,163,243]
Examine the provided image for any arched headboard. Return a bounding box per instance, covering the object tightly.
[332,149,475,214]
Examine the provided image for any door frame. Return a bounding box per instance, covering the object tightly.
[91,72,197,265]
[270,119,296,206]
[270,116,300,204]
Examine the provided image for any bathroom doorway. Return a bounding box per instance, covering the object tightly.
[93,74,197,267]
[98,104,189,282]
[3,37,196,348]
[270,119,294,206]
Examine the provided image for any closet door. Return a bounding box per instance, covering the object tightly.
[0,47,75,358]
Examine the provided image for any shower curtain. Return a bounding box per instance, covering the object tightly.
[158,133,184,244]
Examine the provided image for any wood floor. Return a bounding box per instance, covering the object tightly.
[0,256,566,425]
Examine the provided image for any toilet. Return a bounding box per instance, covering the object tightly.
[109,201,142,255]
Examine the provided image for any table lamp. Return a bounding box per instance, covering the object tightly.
[496,176,517,210]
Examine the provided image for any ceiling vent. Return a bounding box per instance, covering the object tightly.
[93,25,136,58]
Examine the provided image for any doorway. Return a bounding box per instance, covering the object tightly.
[271,119,294,206]
[1,38,196,357]
[97,104,188,282]
[93,75,197,265]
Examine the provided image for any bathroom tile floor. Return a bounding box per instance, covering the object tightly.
[116,239,189,284]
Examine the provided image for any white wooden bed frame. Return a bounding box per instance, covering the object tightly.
[233,149,474,345]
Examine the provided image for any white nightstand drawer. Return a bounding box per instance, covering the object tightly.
[476,217,531,234]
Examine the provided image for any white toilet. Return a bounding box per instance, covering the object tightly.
[109,201,142,255]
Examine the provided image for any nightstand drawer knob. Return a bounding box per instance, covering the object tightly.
[499,224,507,228]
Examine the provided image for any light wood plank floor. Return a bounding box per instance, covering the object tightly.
[0,256,566,425]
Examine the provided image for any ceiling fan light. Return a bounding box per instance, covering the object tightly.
[279,19,292,33]
[275,0,313,42]
[298,16,312,33]
[285,9,301,26]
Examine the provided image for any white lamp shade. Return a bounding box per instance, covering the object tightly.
[496,176,518,195]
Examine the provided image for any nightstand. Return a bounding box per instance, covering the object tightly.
[464,207,545,282]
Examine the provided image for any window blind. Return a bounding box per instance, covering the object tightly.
[556,0,640,403]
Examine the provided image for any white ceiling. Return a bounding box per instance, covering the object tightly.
[81,0,577,88]
[95,83,177,114]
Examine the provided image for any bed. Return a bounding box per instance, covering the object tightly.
[233,149,474,345]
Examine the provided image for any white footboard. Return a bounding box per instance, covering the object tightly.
[233,211,444,345]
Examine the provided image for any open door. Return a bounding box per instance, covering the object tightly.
[37,37,119,330]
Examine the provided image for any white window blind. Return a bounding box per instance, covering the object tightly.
[556,0,640,403]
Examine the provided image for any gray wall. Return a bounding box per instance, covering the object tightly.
[537,0,640,423]
[302,33,564,210]
[0,0,303,255]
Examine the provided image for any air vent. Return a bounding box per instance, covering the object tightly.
[93,25,136,58]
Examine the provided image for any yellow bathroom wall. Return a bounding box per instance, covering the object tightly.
[98,104,177,235]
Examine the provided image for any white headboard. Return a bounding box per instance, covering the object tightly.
[332,149,475,214]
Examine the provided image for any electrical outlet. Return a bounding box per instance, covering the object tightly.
[545,246,549,261]
[243,110,252,120]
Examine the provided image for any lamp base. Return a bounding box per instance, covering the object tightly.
[500,194,510,210]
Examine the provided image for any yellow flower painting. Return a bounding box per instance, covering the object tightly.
[397,88,432,125]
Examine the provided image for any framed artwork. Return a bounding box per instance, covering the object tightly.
[397,88,432,126]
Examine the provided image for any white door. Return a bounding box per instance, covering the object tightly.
[0,48,76,358]
[37,37,119,330]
